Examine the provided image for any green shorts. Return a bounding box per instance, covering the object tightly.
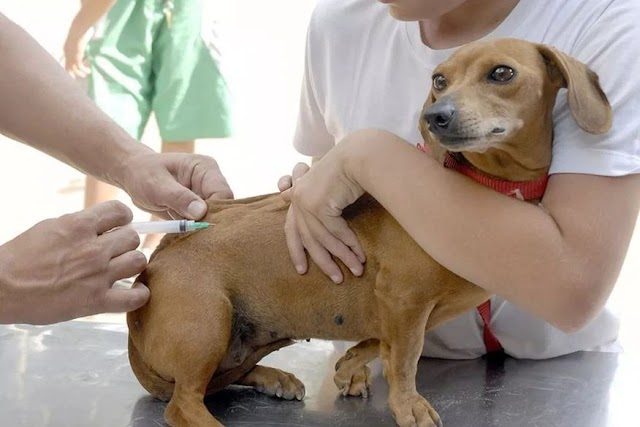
[86,0,232,141]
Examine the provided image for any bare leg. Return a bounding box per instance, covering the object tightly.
[162,140,196,154]
[141,140,195,250]
[84,175,120,208]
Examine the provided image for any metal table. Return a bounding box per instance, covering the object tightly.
[0,321,637,427]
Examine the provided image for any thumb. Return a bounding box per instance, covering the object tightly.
[281,187,293,202]
[159,178,208,220]
[278,175,293,193]
[102,283,150,313]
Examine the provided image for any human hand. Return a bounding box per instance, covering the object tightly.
[283,147,366,283]
[113,152,233,220]
[63,29,91,79]
[278,162,311,274]
[0,201,149,325]
[277,162,311,194]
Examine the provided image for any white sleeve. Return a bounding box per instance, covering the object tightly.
[549,0,640,176]
[292,6,335,158]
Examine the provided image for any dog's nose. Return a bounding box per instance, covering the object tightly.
[424,99,456,133]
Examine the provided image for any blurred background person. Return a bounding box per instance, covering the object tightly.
[64,0,232,251]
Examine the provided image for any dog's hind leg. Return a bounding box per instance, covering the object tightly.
[235,365,305,400]
[163,294,233,427]
[378,298,442,427]
[334,338,380,398]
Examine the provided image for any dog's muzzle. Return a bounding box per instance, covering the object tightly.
[424,97,457,136]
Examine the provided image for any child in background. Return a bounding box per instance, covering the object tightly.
[64,0,232,251]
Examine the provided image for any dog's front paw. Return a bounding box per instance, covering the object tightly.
[334,363,371,398]
[246,366,305,401]
[389,393,442,427]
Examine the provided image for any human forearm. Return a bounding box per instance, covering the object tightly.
[344,129,640,331]
[0,13,150,185]
[67,0,115,40]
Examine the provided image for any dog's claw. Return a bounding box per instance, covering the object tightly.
[390,393,442,427]
[334,363,371,398]
[246,367,305,401]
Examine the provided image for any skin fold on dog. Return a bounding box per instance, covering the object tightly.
[127,38,612,427]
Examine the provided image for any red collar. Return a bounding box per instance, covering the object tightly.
[417,143,548,201]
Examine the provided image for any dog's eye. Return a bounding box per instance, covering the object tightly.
[489,66,515,83]
[432,74,447,91]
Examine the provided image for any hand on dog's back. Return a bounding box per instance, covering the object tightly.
[280,157,366,284]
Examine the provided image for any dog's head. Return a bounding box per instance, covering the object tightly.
[419,38,612,180]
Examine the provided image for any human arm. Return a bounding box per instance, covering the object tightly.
[0,13,232,219]
[279,8,367,280]
[290,130,640,332]
[286,1,640,330]
[63,0,115,78]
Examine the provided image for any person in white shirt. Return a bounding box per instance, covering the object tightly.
[278,0,640,359]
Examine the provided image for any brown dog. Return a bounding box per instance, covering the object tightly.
[127,38,612,427]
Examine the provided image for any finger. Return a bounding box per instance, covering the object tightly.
[79,59,91,75]
[305,214,364,277]
[278,175,293,192]
[101,282,150,313]
[107,250,147,283]
[99,226,141,257]
[76,68,88,79]
[284,207,308,274]
[156,176,208,220]
[281,187,293,202]
[87,200,134,234]
[71,63,87,79]
[291,162,310,182]
[325,216,366,264]
[192,158,234,200]
[294,207,344,284]
[68,65,79,79]
[131,199,172,220]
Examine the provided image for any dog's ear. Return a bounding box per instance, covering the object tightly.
[536,44,612,135]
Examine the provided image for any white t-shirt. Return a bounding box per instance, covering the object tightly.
[293,0,640,359]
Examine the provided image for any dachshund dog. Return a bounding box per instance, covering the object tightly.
[127,38,612,427]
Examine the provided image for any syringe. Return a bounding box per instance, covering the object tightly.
[128,220,210,234]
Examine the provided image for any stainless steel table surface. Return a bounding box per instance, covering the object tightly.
[0,321,637,427]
